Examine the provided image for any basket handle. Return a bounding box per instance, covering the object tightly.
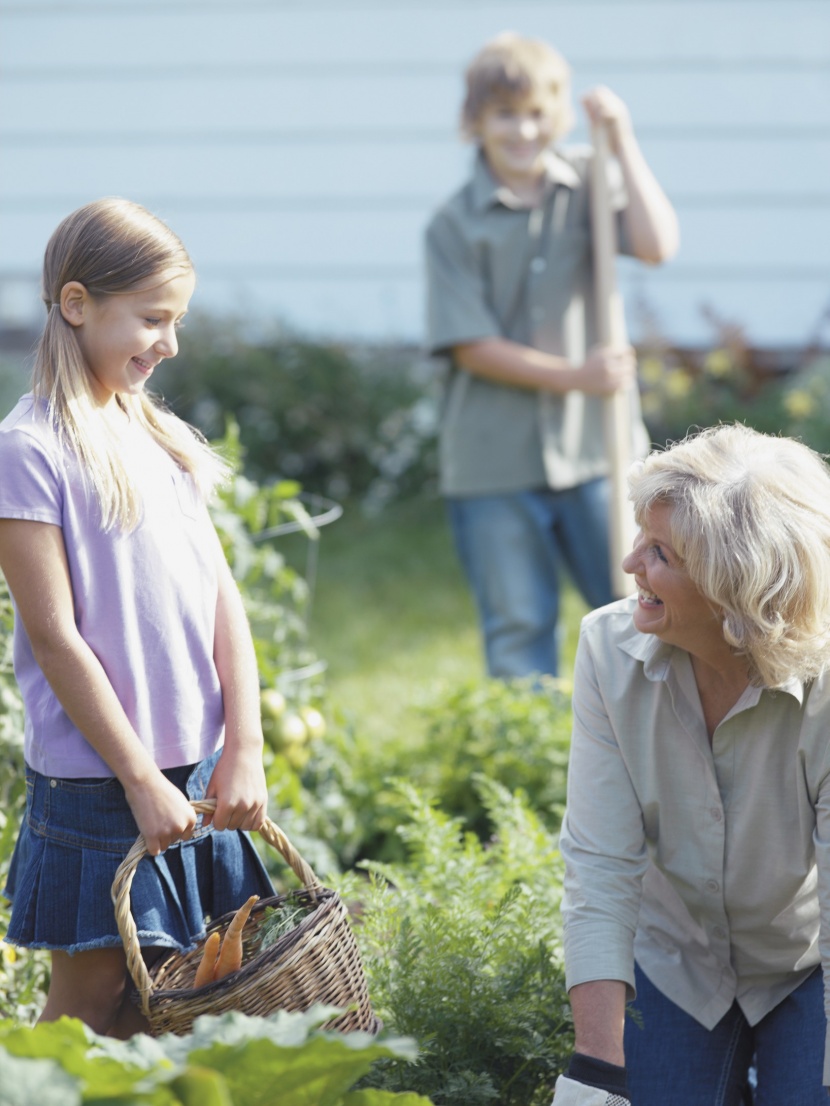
[111,799,322,1015]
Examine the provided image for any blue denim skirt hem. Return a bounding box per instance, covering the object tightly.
[2,750,274,955]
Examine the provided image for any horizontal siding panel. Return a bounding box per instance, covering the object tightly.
[3,207,828,274]
[4,71,830,134]
[2,140,828,205]
[2,3,826,67]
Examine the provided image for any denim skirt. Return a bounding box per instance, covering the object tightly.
[2,749,274,955]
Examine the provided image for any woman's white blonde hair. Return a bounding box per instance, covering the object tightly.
[33,197,229,530]
[629,423,830,687]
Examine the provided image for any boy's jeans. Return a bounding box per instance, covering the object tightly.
[447,479,615,679]
[624,961,826,1105]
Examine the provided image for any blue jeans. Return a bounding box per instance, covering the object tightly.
[446,480,614,678]
[624,962,827,1105]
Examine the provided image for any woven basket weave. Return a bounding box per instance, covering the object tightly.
[111,799,379,1036]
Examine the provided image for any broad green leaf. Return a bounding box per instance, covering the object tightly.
[0,1050,81,1106]
[193,1040,370,1106]
[184,1007,342,1050]
[0,1016,89,1059]
[0,1018,161,1096]
[167,1065,233,1106]
[90,1030,191,1073]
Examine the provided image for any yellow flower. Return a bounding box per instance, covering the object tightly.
[665,369,693,399]
[638,356,664,386]
[784,389,817,420]
[0,941,17,964]
[703,349,733,378]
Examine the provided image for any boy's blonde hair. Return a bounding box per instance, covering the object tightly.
[34,197,229,531]
[461,32,574,141]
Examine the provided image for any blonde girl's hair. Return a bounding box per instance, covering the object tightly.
[33,197,229,531]
[629,423,830,688]
[461,32,574,141]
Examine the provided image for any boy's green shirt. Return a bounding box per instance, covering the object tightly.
[425,147,649,497]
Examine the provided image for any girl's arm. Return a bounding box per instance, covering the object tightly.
[582,85,680,265]
[205,527,268,833]
[0,518,197,856]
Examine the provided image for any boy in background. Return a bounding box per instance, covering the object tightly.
[425,32,679,680]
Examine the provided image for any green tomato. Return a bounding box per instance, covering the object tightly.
[299,706,326,740]
[260,688,287,720]
[284,743,311,771]
[279,712,309,747]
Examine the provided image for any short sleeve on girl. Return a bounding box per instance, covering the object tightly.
[0,408,64,527]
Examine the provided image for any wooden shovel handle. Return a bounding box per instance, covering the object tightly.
[590,120,635,599]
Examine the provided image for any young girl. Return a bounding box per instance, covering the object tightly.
[0,198,274,1036]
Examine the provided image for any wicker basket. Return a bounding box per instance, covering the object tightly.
[111,798,379,1036]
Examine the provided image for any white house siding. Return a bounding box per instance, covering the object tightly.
[1,0,829,348]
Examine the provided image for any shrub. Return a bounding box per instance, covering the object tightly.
[355,779,573,1106]
[209,422,322,696]
[163,315,439,509]
[275,678,573,873]
[412,678,571,841]
[776,354,830,454]
[0,573,50,1021]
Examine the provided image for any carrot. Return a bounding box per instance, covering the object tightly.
[214,894,259,981]
[193,930,221,988]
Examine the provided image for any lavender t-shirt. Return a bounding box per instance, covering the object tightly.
[0,395,225,777]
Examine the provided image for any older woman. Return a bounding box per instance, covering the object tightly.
[552,424,830,1106]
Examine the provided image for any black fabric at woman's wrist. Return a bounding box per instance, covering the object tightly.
[567,1052,629,1095]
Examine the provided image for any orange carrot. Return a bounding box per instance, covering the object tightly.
[214,895,259,980]
[193,930,221,988]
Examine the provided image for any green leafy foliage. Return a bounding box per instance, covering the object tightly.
[776,354,830,453]
[209,421,321,695]
[412,678,571,840]
[277,678,573,871]
[355,780,573,1106]
[635,338,820,451]
[0,573,50,1021]
[0,1009,429,1106]
[164,316,439,510]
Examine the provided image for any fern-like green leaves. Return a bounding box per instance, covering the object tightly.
[355,780,573,1106]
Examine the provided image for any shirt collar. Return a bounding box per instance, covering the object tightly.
[617,615,806,705]
[470,147,581,213]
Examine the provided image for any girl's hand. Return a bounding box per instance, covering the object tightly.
[203,746,268,833]
[581,85,633,153]
[124,772,198,856]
